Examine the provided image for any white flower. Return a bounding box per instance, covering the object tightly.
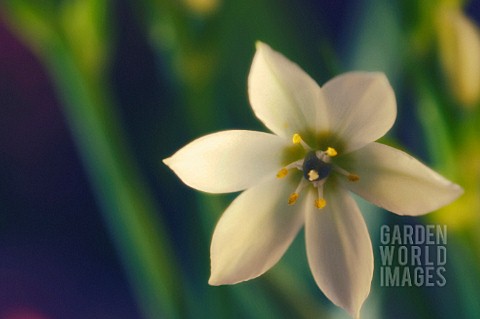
[163,42,463,318]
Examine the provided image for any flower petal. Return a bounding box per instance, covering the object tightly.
[163,130,290,193]
[209,177,305,285]
[305,181,373,319]
[322,72,396,153]
[248,42,328,139]
[338,142,464,215]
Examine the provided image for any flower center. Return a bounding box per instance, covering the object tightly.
[302,151,331,182]
[276,133,359,209]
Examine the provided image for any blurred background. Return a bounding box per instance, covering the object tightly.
[1,0,480,318]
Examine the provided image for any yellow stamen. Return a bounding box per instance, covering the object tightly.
[325,147,337,157]
[276,168,288,178]
[288,193,299,205]
[292,133,302,144]
[292,133,312,151]
[315,198,327,209]
[348,174,360,182]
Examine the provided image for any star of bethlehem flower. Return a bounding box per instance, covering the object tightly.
[163,42,463,319]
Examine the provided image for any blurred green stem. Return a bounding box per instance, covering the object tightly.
[47,43,183,319]
[411,68,456,174]
[3,2,184,318]
[409,59,480,319]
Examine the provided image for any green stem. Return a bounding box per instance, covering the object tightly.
[3,2,185,316]
[411,69,456,174]
[44,40,184,319]
[409,57,480,319]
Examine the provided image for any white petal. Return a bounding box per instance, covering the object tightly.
[163,130,289,193]
[248,42,328,139]
[305,182,373,319]
[322,72,397,153]
[209,177,305,285]
[338,142,464,215]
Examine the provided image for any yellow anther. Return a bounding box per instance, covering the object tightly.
[292,133,302,144]
[325,147,338,157]
[348,174,360,182]
[276,168,288,178]
[315,198,327,209]
[288,193,299,205]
